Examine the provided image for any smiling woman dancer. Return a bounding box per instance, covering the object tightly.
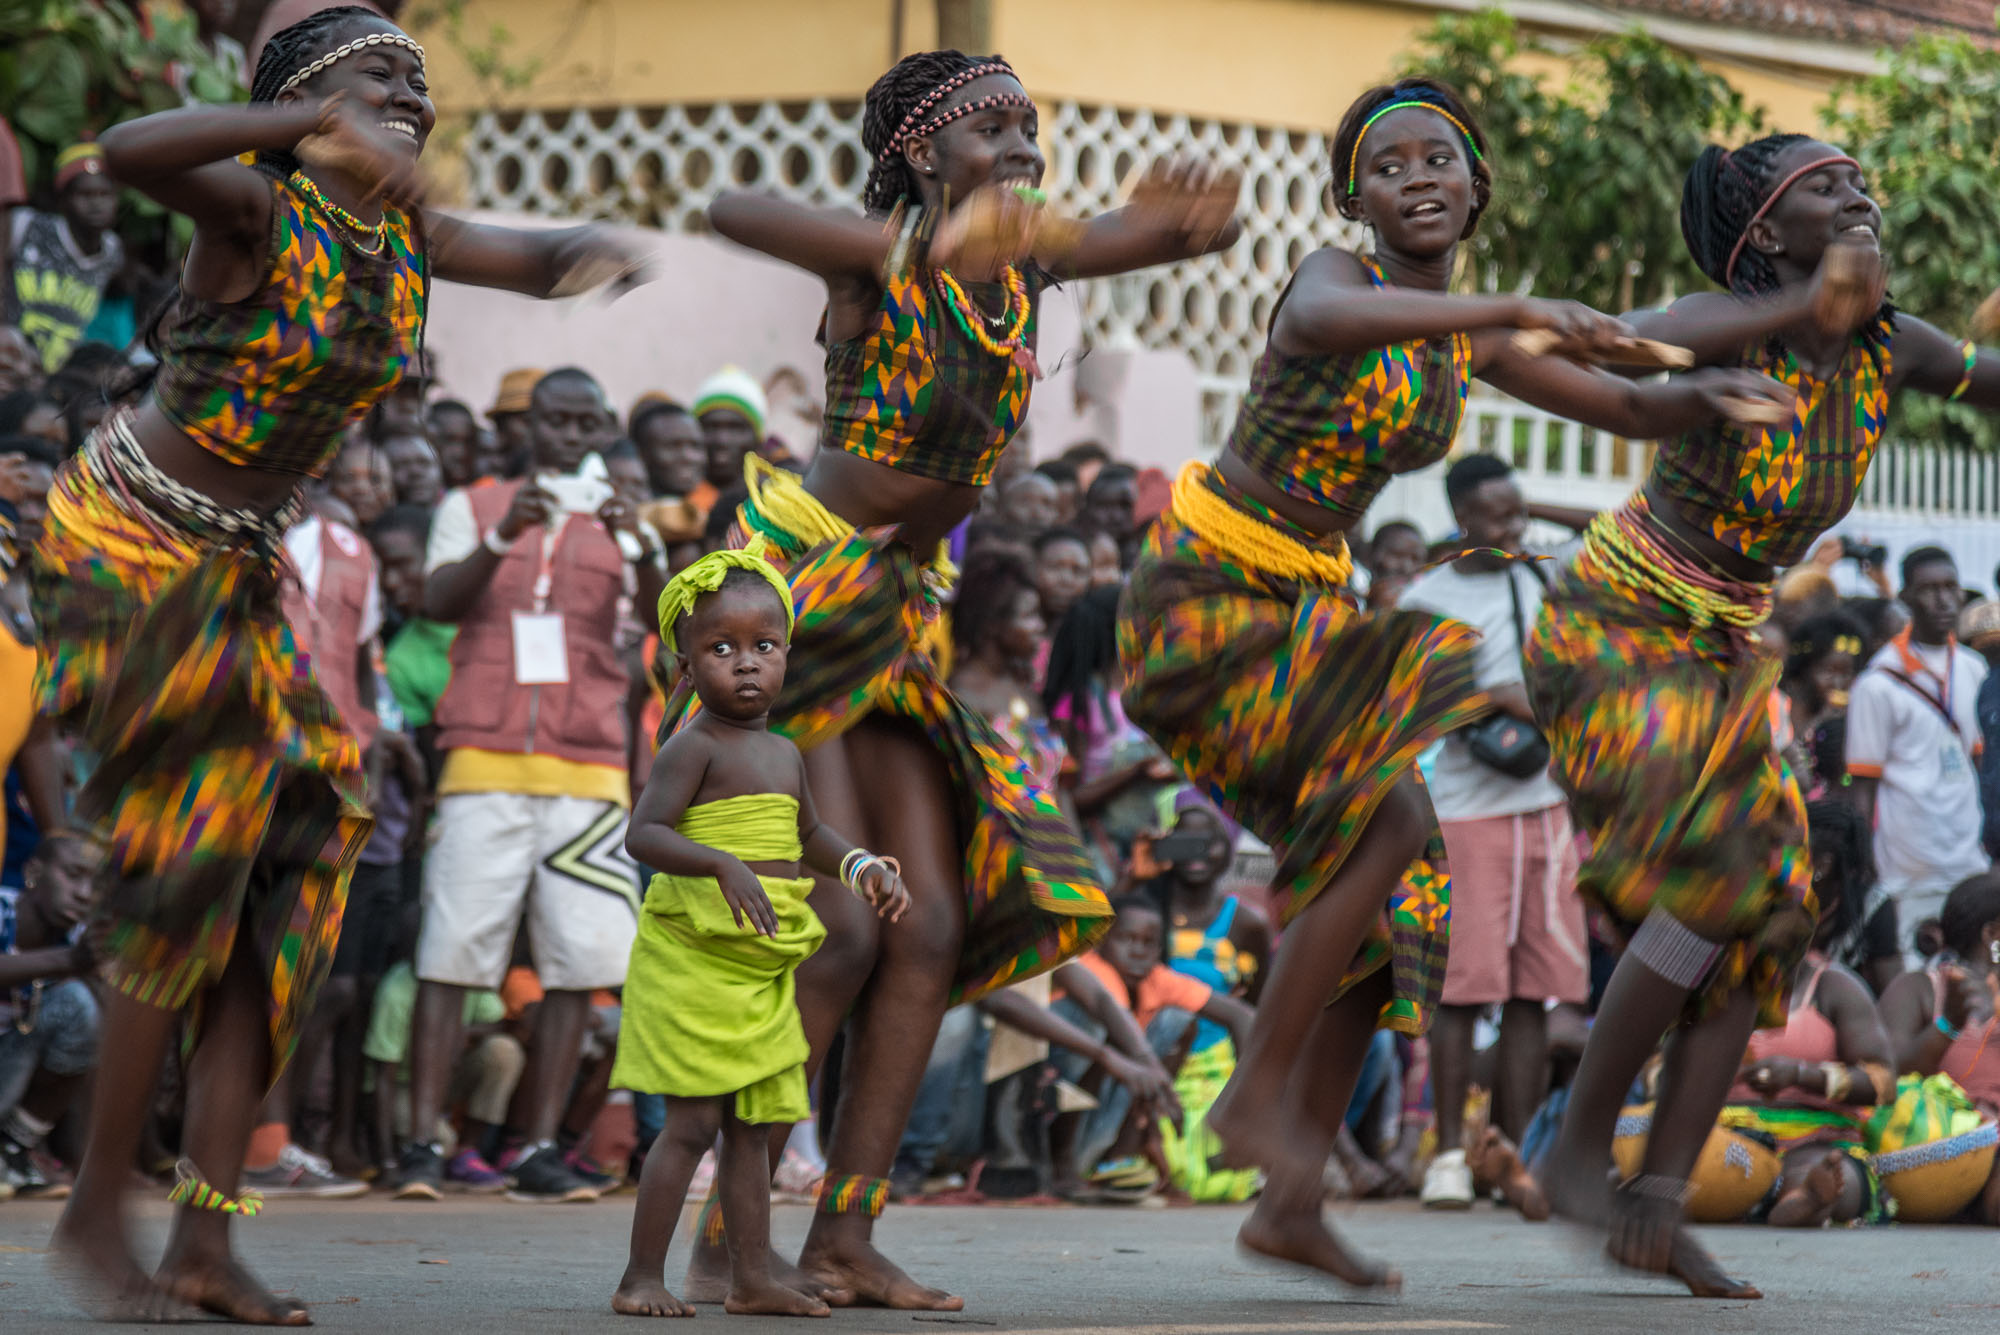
[679,49,1239,1311]
[1526,131,2000,1299]
[39,8,645,1323]
[1117,78,1791,1290]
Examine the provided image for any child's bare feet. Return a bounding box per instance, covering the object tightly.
[725,1276,832,1318]
[685,1237,850,1306]
[612,1271,696,1318]
[1237,1193,1401,1292]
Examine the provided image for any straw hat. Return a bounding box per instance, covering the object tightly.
[488,368,542,418]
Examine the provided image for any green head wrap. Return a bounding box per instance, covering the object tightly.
[657,548,795,656]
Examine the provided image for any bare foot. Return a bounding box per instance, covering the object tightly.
[1664,1228,1761,1300]
[1237,1197,1401,1292]
[725,1276,831,1318]
[1768,1155,1844,1229]
[1539,1148,1613,1228]
[1205,1078,1295,1174]
[685,1236,850,1307]
[612,1271,696,1318]
[798,1236,962,1311]
[48,1218,190,1323]
[156,1251,311,1325]
[1473,1129,1549,1222]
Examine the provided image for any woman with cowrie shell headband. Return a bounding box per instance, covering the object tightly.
[38,7,652,1323]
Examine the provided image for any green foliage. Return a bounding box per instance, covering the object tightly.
[408,0,545,104]
[1823,33,2000,448]
[1398,9,1761,310]
[0,1,242,189]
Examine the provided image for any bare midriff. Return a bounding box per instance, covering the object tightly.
[801,448,984,553]
[1216,448,1353,540]
[1641,479,1779,584]
[125,397,314,515]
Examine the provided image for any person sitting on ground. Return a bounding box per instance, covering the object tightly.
[1878,872,2000,1225]
[0,833,101,1197]
[1044,585,1180,880]
[362,906,514,1193]
[1152,798,1268,1202]
[610,550,909,1319]
[1049,893,1253,1200]
[1712,799,1900,1226]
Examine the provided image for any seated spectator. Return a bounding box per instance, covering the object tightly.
[380,429,444,509]
[1808,797,1899,988]
[1783,611,1869,796]
[1153,799,1267,1202]
[950,553,1063,794]
[1050,894,1251,1197]
[3,142,121,371]
[1044,585,1178,878]
[363,916,515,1195]
[1876,872,2000,1225]
[0,834,101,1197]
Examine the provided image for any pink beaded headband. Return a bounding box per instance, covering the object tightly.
[876,61,1029,165]
[1722,153,1860,288]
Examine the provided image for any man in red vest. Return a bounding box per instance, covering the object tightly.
[396,368,664,1204]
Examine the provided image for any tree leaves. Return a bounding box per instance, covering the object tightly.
[1398,9,1762,311]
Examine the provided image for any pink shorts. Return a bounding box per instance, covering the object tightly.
[1438,805,1589,1007]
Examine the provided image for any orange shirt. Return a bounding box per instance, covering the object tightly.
[1067,951,1212,1030]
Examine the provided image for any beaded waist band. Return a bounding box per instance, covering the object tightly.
[1581,493,1771,631]
[1169,462,1354,588]
[87,410,305,547]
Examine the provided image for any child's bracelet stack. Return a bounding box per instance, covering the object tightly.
[839,848,887,896]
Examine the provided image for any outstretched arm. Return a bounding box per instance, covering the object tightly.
[1051,159,1242,280]
[708,193,894,286]
[1478,339,1796,439]
[1893,313,2000,412]
[423,211,651,299]
[1622,241,1884,369]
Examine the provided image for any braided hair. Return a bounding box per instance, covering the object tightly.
[1041,582,1121,723]
[1330,78,1491,241]
[1806,797,1874,945]
[860,49,1008,215]
[249,6,392,179]
[1940,871,2000,961]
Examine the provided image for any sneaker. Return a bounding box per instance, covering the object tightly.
[562,1147,620,1193]
[0,1132,52,1196]
[392,1142,445,1201]
[242,1144,370,1200]
[1421,1148,1475,1210]
[505,1142,599,1204]
[445,1148,506,1194]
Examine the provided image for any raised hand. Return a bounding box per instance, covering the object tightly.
[1808,241,1886,337]
[1122,157,1241,245]
[932,184,1044,280]
[293,92,429,207]
[1513,298,1639,362]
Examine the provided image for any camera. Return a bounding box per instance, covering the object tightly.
[1845,541,1888,569]
[539,453,614,516]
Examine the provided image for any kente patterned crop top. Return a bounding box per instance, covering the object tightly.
[818,263,1046,488]
[1226,259,1472,525]
[1650,314,1897,568]
[154,175,427,477]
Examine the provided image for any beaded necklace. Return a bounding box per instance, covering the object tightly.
[289,171,386,255]
[933,265,1034,371]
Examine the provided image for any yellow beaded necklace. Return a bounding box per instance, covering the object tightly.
[289,171,386,255]
[933,265,1032,358]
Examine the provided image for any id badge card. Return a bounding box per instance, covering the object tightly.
[512,611,570,685]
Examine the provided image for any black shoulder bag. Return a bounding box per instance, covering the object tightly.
[1463,565,1551,779]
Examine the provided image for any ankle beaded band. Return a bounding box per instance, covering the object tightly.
[817,1174,890,1217]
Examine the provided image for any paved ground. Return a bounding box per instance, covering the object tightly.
[2,1195,1995,1333]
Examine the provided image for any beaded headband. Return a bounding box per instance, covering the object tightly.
[876,61,1024,165]
[1344,99,1484,196]
[278,31,426,97]
[1721,153,1860,289]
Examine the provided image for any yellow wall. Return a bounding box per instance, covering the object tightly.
[421,0,1841,133]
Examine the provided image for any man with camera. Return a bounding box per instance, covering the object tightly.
[1403,454,1588,1213]
[394,368,665,1204]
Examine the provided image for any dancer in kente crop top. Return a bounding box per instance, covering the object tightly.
[1524,131,2000,1301]
[690,48,1240,1311]
[38,9,648,1323]
[1116,79,1791,1292]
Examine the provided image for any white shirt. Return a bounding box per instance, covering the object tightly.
[1401,561,1565,821]
[1847,638,1990,907]
[284,514,381,644]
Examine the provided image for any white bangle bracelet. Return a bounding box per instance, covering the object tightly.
[482,527,514,557]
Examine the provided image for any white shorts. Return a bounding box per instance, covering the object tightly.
[416,791,640,991]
